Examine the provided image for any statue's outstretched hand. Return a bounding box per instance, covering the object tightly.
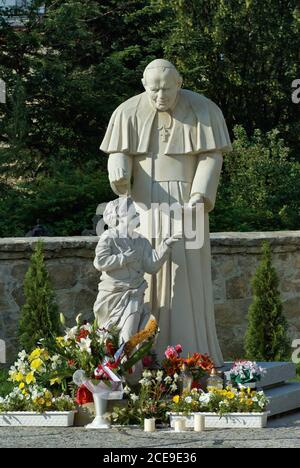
[165,233,183,247]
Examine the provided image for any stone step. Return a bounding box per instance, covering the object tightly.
[265,382,300,417]
[222,362,296,388]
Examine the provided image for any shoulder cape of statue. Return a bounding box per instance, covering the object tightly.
[100,90,232,156]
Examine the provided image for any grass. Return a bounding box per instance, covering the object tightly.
[0,369,13,397]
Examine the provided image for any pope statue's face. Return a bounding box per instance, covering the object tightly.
[143,68,181,112]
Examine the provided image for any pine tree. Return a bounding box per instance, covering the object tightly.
[18,240,60,352]
[245,241,290,361]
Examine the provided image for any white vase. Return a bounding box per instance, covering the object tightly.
[85,394,110,430]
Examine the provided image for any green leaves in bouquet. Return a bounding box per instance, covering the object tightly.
[122,340,154,372]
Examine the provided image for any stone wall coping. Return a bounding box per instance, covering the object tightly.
[0,231,299,258]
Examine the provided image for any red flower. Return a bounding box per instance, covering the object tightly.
[105,340,115,356]
[75,385,93,405]
[67,359,76,368]
[142,355,153,368]
[76,328,89,342]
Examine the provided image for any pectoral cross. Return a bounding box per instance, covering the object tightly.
[157,112,172,143]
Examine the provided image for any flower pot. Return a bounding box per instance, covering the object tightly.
[237,382,257,390]
[0,411,76,427]
[202,412,269,429]
[168,411,269,429]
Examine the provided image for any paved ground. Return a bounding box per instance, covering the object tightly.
[1,412,300,448]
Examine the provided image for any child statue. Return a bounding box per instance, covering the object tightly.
[93,197,180,344]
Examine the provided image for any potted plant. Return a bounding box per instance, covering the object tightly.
[0,385,76,427]
[228,361,266,389]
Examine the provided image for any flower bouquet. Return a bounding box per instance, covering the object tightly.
[162,345,214,388]
[229,361,266,389]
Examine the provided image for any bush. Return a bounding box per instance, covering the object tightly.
[245,241,290,361]
[18,241,60,352]
[211,126,300,232]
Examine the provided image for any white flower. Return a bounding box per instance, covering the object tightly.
[130,394,139,402]
[51,355,60,362]
[123,385,131,395]
[139,378,148,385]
[18,350,27,360]
[64,326,78,341]
[164,376,172,384]
[185,396,192,404]
[156,370,163,382]
[142,370,152,379]
[170,383,177,392]
[77,337,92,354]
[199,393,211,404]
[173,373,179,381]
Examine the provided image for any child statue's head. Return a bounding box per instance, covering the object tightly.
[103,197,140,234]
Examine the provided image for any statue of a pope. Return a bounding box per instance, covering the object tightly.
[100,59,232,367]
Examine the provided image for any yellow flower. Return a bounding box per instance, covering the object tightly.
[19,382,25,390]
[25,372,36,385]
[226,392,235,400]
[246,399,253,406]
[172,395,180,404]
[30,358,43,371]
[56,337,64,346]
[38,398,45,406]
[50,377,62,386]
[45,390,52,400]
[12,372,24,383]
[29,348,43,362]
[46,401,52,407]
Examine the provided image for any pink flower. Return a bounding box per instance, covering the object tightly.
[165,346,178,359]
[175,344,183,354]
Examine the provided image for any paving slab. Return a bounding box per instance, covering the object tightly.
[1,411,300,448]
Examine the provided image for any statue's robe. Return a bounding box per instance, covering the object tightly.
[100,89,232,367]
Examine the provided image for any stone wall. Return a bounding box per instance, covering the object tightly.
[1,232,300,363]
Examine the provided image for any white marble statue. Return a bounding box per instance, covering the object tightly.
[100,59,232,366]
[93,197,179,343]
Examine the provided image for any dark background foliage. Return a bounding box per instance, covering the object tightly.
[0,0,299,236]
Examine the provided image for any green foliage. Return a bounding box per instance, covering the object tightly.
[0,0,166,235]
[0,1,300,234]
[245,241,290,361]
[162,0,300,156]
[18,241,60,352]
[0,369,13,397]
[211,126,300,232]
